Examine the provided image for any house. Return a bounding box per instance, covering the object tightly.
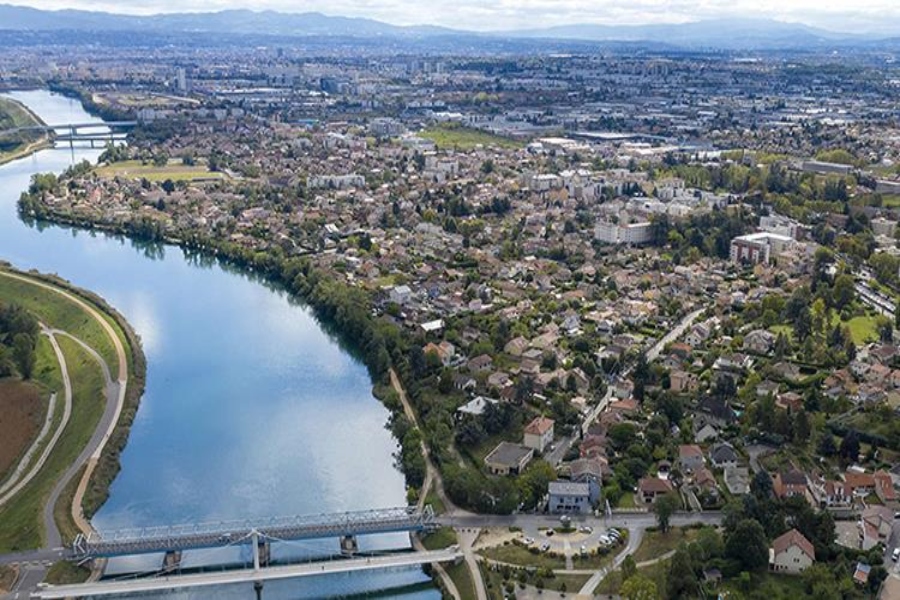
[875,470,897,503]
[638,477,674,503]
[773,470,810,501]
[484,442,534,476]
[693,468,719,497]
[455,396,498,421]
[389,284,413,305]
[724,466,750,495]
[523,417,555,453]
[694,423,719,444]
[854,563,872,586]
[569,458,603,504]
[769,529,815,574]
[844,470,876,498]
[504,336,529,357]
[697,397,737,428]
[548,481,592,514]
[710,443,739,469]
[860,506,894,550]
[453,374,477,392]
[670,370,699,393]
[468,354,494,373]
[679,444,705,473]
[487,371,512,389]
[685,323,711,347]
[744,329,777,355]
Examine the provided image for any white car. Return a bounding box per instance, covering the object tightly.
[522,537,535,546]
[598,535,612,545]
[580,526,593,534]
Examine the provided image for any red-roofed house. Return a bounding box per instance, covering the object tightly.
[523,417,555,453]
[639,477,674,504]
[875,470,897,503]
[769,528,815,574]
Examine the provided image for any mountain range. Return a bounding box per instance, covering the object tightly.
[0,4,889,50]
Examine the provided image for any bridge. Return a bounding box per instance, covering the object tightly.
[73,505,435,559]
[32,547,461,599]
[0,121,137,146]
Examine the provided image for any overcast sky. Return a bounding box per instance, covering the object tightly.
[11,0,900,34]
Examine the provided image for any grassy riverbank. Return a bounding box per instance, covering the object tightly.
[0,96,50,165]
[0,267,145,551]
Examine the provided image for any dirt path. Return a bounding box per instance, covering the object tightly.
[389,369,471,600]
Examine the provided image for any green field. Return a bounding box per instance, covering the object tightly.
[421,526,458,550]
[631,527,707,564]
[419,124,525,150]
[444,560,477,600]
[770,313,879,346]
[95,159,225,182]
[0,97,46,162]
[0,273,119,375]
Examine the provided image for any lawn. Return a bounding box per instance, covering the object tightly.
[631,526,708,564]
[0,379,48,484]
[444,560,477,600]
[596,558,669,595]
[95,159,225,182]
[44,560,90,585]
[0,272,120,375]
[421,526,458,551]
[419,124,525,151]
[770,313,879,346]
[480,542,568,570]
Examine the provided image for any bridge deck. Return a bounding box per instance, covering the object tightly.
[34,548,461,599]
[74,506,435,558]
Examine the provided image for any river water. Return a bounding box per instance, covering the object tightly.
[0,90,438,599]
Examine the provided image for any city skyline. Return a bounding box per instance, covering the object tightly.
[4,0,899,35]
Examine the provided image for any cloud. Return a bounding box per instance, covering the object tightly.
[11,0,900,33]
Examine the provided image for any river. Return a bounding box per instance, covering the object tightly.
[0,90,439,599]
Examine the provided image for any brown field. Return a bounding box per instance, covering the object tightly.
[0,379,46,482]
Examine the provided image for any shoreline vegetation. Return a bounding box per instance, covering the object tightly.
[0,264,146,549]
[0,95,51,166]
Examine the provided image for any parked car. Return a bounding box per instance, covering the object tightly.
[892,548,899,562]
[580,525,593,534]
[540,542,551,553]
[522,537,535,546]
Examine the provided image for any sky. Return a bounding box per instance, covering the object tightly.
[8,0,900,34]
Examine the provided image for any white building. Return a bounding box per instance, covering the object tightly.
[594,221,654,245]
[523,417,554,453]
[729,232,794,265]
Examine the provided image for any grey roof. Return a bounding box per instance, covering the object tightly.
[549,481,591,497]
[485,442,533,467]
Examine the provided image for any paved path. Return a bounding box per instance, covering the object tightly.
[457,528,488,600]
[0,329,72,518]
[578,526,644,597]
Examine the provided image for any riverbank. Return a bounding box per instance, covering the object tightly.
[0,95,51,166]
[0,265,145,551]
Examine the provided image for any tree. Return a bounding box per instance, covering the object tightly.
[750,470,773,501]
[621,574,658,600]
[666,545,697,599]
[653,493,681,533]
[725,519,768,572]
[621,554,637,581]
[839,431,860,462]
[12,333,34,379]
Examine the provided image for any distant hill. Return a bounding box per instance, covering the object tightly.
[0,5,883,49]
[502,18,864,49]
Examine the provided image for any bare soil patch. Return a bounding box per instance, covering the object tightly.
[0,379,46,482]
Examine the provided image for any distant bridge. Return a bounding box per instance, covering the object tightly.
[73,505,435,559]
[0,121,137,146]
[33,547,461,599]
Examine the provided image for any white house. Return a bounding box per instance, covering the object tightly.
[523,417,554,453]
[769,529,815,574]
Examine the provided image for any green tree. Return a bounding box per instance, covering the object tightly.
[621,554,637,582]
[621,574,658,600]
[725,519,768,572]
[653,493,681,533]
[666,544,697,599]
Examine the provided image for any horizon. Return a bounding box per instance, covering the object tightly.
[2,1,899,36]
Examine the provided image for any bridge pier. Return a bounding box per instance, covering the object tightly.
[340,535,359,557]
[162,550,182,573]
[254,580,264,600]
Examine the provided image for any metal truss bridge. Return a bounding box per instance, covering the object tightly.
[72,506,435,559]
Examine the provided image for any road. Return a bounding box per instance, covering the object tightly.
[578,525,644,596]
[439,511,722,532]
[646,307,706,363]
[32,548,463,599]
